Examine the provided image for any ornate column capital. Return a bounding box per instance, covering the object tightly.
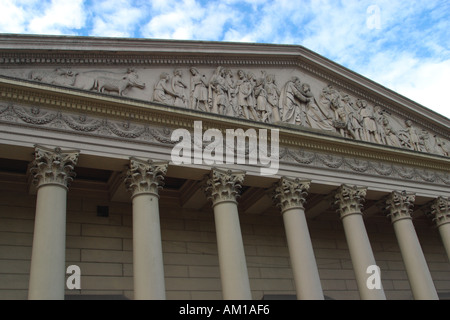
[124,157,169,198]
[271,177,311,213]
[430,196,450,227]
[334,184,367,219]
[204,168,245,207]
[385,190,416,223]
[29,145,79,189]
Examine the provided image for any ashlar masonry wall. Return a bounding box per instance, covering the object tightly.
[0,188,449,300]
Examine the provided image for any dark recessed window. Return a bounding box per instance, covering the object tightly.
[97,206,109,217]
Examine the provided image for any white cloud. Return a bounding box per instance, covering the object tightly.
[382,59,450,119]
[89,0,146,38]
[0,0,38,33]
[27,0,86,35]
[0,0,447,119]
[142,0,239,40]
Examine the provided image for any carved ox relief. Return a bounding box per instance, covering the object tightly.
[29,68,145,96]
[4,65,449,158]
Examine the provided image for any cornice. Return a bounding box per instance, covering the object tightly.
[0,75,448,174]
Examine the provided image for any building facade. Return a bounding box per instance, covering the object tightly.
[0,34,449,300]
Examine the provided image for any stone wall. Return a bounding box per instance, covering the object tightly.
[0,188,449,300]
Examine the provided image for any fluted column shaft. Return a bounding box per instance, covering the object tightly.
[386,191,438,300]
[204,168,251,300]
[272,177,323,300]
[125,158,168,300]
[28,145,79,300]
[430,197,450,262]
[335,184,386,300]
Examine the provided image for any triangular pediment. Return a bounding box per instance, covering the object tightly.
[0,34,449,159]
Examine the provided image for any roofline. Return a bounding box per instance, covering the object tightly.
[0,33,448,128]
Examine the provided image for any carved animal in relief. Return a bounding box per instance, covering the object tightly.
[95,70,145,96]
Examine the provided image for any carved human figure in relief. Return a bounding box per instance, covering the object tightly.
[189,67,209,111]
[434,135,450,156]
[224,68,238,117]
[279,77,308,124]
[301,83,335,132]
[208,66,230,115]
[357,99,382,144]
[172,69,188,108]
[339,94,362,140]
[398,119,421,151]
[236,70,259,121]
[153,72,179,105]
[380,116,402,148]
[264,74,281,123]
[254,71,271,122]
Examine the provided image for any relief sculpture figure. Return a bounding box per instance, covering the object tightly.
[29,68,77,87]
[224,68,238,117]
[236,70,259,121]
[398,119,421,151]
[265,74,281,123]
[279,77,305,124]
[254,71,271,122]
[96,68,145,96]
[380,116,402,148]
[357,99,383,144]
[301,83,335,132]
[153,72,179,105]
[189,67,208,111]
[208,66,229,115]
[172,69,188,108]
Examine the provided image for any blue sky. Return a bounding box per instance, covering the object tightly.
[1,0,449,119]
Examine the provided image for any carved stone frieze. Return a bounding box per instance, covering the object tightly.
[61,113,102,132]
[124,157,168,198]
[334,184,367,219]
[0,103,180,145]
[203,168,245,206]
[385,191,416,223]
[271,177,311,213]
[29,145,79,189]
[1,63,449,160]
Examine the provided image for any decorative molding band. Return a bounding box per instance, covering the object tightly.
[1,101,449,186]
[0,52,299,68]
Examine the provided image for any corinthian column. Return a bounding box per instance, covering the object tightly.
[272,177,323,300]
[28,145,79,300]
[125,158,168,300]
[335,184,386,300]
[204,168,252,300]
[430,197,450,262]
[385,191,438,300]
